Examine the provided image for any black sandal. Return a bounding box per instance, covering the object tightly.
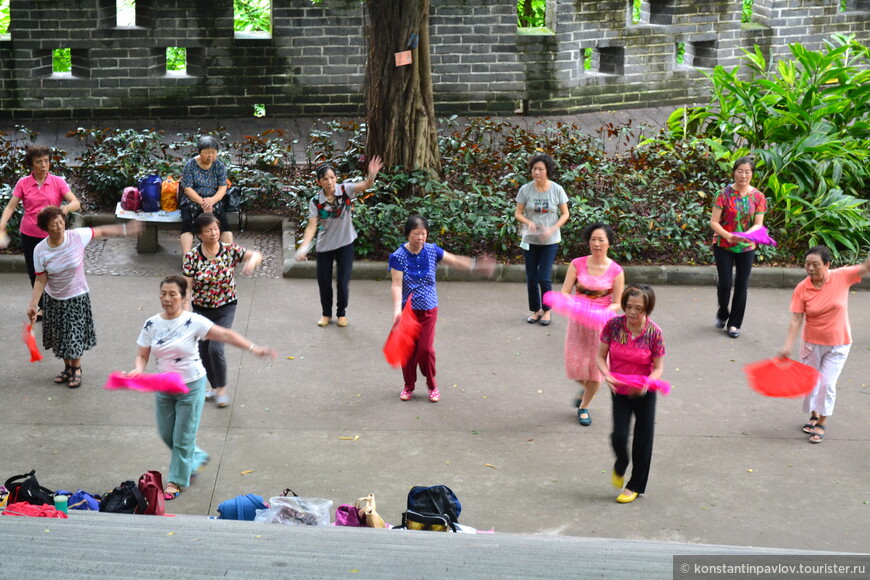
[802,416,819,434]
[68,366,82,389]
[54,365,72,384]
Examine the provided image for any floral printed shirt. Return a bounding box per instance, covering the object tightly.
[713,184,767,253]
[182,242,247,309]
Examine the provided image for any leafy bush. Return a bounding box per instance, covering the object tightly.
[659,33,870,258]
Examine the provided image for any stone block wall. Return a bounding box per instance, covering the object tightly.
[0,0,867,120]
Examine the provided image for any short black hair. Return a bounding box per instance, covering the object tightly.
[315,164,336,180]
[528,153,557,179]
[805,245,832,266]
[581,222,615,246]
[733,156,755,173]
[404,215,429,238]
[194,212,221,235]
[24,145,51,169]
[161,275,188,298]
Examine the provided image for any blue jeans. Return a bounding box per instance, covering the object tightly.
[523,243,559,312]
[155,375,209,488]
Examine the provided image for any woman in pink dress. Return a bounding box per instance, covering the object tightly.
[561,223,624,426]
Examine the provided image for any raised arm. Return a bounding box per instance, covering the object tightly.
[440,250,496,277]
[92,220,143,240]
[356,156,384,192]
[204,324,276,359]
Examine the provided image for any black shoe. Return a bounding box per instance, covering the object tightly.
[714,318,726,329]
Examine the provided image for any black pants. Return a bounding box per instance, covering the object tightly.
[21,233,45,310]
[194,302,236,389]
[611,390,656,495]
[316,242,354,318]
[713,245,755,329]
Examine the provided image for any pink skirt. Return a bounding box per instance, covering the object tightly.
[565,318,603,382]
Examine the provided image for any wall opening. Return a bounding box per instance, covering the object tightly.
[630,0,642,25]
[167,47,186,74]
[1,0,10,36]
[254,104,266,117]
[117,0,135,27]
[53,48,71,74]
[597,47,625,75]
[690,40,717,69]
[235,0,272,38]
[841,0,870,11]
[675,41,685,65]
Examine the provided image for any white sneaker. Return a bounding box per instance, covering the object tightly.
[205,389,217,402]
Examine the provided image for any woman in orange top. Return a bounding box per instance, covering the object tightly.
[779,246,870,443]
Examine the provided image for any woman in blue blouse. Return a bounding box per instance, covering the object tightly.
[389,216,494,402]
[179,136,234,255]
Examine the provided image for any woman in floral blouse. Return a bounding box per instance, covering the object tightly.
[709,156,766,339]
[182,213,262,407]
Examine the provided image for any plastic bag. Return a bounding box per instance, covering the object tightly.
[161,177,179,212]
[254,495,333,526]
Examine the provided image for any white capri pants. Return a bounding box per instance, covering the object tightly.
[800,341,851,417]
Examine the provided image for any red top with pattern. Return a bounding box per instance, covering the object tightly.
[713,184,767,253]
[182,242,247,309]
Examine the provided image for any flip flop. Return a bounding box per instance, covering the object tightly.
[801,416,819,434]
[163,484,182,500]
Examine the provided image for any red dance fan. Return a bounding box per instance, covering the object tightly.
[610,372,671,396]
[383,298,421,368]
[543,291,616,327]
[731,226,777,247]
[103,372,190,395]
[743,357,819,398]
[21,323,43,362]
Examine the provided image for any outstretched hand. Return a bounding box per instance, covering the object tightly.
[472,254,497,278]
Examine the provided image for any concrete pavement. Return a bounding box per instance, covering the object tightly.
[2,247,870,554]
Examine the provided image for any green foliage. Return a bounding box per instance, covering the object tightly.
[235,0,271,33]
[0,0,9,35]
[167,47,186,72]
[70,128,178,207]
[661,34,870,258]
[742,0,753,23]
[517,0,547,28]
[53,48,71,73]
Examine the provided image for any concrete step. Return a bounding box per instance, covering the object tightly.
[0,509,842,579]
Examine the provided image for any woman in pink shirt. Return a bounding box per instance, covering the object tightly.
[0,146,81,317]
[778,246,870,443]
[597,284,665,504]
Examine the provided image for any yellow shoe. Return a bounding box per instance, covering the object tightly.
[616,489,639,504]
[611,471,624,489]
[336,317,348,327]
[316,317,330,327]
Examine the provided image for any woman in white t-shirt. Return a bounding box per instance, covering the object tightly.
[130,275,276,500]
[295,156,383,328]
[514,154,570,326]
[27,206,141,389]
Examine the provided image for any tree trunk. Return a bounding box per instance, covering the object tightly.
[365,0,442,182]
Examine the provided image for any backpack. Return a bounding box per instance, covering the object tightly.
[224,186,242,213]
[120,187,142,212]
[99,480,147,514]
[137,471,165,515]
[138,175,162,213]
[4,470,55,506]
[400,485,461,532]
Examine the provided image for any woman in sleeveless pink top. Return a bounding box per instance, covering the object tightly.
[561,223,624,426]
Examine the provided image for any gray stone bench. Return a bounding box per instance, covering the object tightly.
[114,202,181,253]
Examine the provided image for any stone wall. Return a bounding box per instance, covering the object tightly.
[0,0,867,120]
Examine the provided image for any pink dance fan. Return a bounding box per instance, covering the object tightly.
[610,372,671,396]
[744,357,819,398]
[104,372,190,395]
[383,298,421,368]
[543,291,615,327]
[731,226,777,247]
[22,323,43,362]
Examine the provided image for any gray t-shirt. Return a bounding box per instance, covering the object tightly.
[516,181,568,246]
[307,181,360,253]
